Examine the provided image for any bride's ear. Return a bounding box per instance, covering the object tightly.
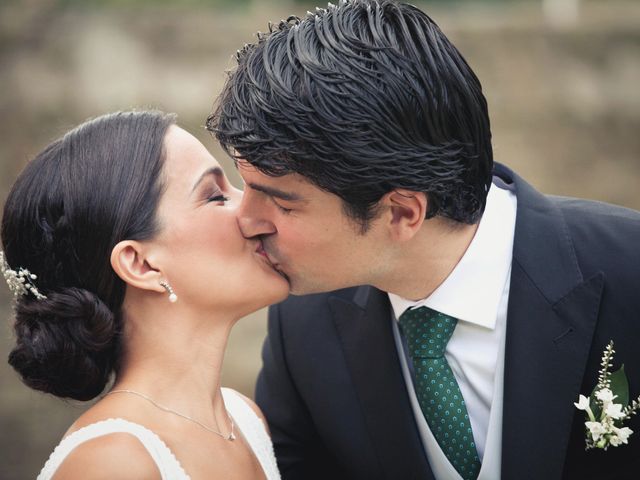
[110,240,165,293]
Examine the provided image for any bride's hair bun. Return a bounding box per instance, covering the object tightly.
[2,110,176,401]
[9,288,118,401]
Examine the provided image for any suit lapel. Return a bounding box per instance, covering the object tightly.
[498,165,604,478]
[329,286,435,480]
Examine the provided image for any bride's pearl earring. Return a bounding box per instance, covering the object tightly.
[159,281,178,303]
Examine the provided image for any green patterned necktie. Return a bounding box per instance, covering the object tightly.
[399,306,481,480]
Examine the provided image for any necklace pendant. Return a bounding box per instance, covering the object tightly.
[228,431,236,441]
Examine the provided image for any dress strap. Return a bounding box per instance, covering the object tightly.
[37,418,190,480]
[222,388,281,480]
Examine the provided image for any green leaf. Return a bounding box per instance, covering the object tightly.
[588,387,601,419]
[610,364,630,407]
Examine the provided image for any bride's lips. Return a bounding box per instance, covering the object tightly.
[255,240,289,281]
[255,241,271,261]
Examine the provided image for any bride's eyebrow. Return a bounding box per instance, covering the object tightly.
[191,167,224,193]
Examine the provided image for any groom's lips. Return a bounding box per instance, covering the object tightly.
[256,241,279,269]
[256,241,272,262]
[257,241,289,281]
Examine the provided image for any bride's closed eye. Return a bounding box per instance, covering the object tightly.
[199,182,229,205]
[207,193,229,204]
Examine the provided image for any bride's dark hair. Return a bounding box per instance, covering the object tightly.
[1,110,175,401]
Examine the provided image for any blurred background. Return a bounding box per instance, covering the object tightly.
[0,0,638,477]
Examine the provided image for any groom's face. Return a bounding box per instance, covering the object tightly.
[236,161,390,295]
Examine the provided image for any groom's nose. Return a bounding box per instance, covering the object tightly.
[237,190,277,239]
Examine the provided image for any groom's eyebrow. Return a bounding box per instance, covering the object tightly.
[246,182,302,202]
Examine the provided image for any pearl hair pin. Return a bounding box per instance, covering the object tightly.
[0,251,47,300]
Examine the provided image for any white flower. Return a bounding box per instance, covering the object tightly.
[613,426,633,444]
[609,435,622,447]
[585,421,607,441]
[578,341,640,450]
[596,388,616,404]
[605,403,626,420]
[574,395,590,410]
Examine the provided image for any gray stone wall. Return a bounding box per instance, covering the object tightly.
[0,1,638,478]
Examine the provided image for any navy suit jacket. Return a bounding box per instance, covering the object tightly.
[255,164,640,479]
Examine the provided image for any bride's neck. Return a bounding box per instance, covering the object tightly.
[112,300,236,417]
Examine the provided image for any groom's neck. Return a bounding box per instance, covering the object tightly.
[375,217,479,301]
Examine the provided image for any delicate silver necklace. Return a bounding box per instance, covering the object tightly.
[107,389,236,441]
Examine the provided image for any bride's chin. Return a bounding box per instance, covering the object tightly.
[235,289,289,318]
[266,275,291,301]
[263,276,291,304]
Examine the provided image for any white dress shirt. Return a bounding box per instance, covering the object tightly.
[388,182,517,479]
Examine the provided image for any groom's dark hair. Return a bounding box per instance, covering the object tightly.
[208,0,493,230]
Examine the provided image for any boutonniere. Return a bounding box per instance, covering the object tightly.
[574,341,640,450]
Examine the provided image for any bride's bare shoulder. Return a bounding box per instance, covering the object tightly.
[51,432,160,480]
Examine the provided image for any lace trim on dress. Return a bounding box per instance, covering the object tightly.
[36,418,190,480]
[37,390,280,480]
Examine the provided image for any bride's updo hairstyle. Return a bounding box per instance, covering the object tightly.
[1,111,175,401]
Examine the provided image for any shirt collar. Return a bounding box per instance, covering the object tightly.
[388,183,517,330]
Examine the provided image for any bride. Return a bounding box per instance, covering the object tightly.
[1,110,288,479]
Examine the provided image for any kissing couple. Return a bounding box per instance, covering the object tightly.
[2,1,639,479]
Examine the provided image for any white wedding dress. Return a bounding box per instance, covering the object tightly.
[37,388,281,480]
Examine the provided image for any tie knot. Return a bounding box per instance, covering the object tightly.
[399,306,457,358]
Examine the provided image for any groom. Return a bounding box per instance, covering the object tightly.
[208,1,640,478]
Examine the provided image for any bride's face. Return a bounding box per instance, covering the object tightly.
[150,126,289,317]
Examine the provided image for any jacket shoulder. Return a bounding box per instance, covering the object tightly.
[550,196,640,284]
[551,195,640,225]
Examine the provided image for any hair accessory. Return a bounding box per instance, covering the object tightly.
[159,280,178,303]
[0,251,47,300]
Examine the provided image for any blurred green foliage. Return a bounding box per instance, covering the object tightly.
[2,0,539,8]
[57,0,251,6]
[0,0,253,9]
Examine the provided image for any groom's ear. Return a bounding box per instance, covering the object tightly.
[381,189,427,241]
[110,240,165,294]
